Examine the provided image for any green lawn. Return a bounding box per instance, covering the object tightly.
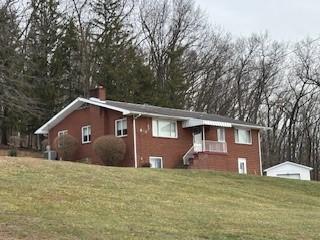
[0,157,319,240]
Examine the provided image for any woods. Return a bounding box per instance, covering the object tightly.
[0,0,319,179]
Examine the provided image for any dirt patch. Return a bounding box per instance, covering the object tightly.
[0,224,17,240]
[0,157,46,169]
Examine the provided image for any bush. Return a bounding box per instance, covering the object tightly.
[54,134,79,161]
[8,147,18,157]
[93,135,126,166]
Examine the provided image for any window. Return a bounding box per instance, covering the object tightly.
[149,157,163,168]
[217,128,225,142]
[152,119,177,138]
[82,125,91,144]
[238,158,247,174]
[234,129,252,144]
[115,118,128,137]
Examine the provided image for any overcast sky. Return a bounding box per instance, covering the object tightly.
[196,0,320,42]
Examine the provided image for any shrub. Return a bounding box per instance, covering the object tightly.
[53,134,79,161]
[93,135,126,166]
[8,147,17,157]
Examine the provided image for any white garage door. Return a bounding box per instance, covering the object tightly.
[276,174,301,180]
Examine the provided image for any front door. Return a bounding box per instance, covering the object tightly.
[193,127,203,152]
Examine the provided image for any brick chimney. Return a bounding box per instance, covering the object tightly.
[89,86,107,101]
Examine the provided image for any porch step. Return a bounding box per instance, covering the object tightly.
[186,153,200,168]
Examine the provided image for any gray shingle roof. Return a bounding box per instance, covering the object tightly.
[104,100,261,127]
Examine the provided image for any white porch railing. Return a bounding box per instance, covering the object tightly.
[203,141,227,153]
[183,146,194,165]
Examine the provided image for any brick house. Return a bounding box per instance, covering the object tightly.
[35,87,267,175]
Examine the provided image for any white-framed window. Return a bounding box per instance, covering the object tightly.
[149,156,163,168]
[238,158,247,174]
[234,128,252,144]
[82,125,91,144]
[115,118,128,137]
[58,130,68,137]
[217,128,225,142]
[152,119,178,138]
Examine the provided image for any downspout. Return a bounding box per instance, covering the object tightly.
[47,131,51,160]
[258,130,263,176]
[202,125,205,152]
[133,114,141,168]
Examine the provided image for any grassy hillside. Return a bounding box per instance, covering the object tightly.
[0,157,319,240]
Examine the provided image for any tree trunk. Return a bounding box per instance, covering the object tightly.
[1,125,8,145]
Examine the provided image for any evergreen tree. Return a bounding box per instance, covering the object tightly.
[25,0,64,126]
[90,0,155,103]
[51,18,83,104]
[0,1,35,145]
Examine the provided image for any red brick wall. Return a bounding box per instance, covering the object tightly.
[49,106,135,166]
[135,117,193,168]
[48,106,261,174]
[190,127,261,175]
[49,107,92,161]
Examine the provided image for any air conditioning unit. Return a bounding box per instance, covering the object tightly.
[44,151,57,160]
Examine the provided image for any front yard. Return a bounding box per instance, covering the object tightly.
[0,157,319,240]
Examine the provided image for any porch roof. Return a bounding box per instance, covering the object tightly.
[182,119,232,128]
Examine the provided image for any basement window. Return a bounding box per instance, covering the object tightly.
[149,156,163,168]
[115,118,128,137]
[82,125,91,144]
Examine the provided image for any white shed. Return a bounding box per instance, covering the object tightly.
[264,161,313,181]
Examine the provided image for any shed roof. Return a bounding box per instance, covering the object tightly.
[264,161,313,172]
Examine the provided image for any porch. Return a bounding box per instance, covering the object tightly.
[182,121,229,165]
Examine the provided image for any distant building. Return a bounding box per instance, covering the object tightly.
[264,161,313,180]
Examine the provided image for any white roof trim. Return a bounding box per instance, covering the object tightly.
[232,123,271,130]
[264,161,313,172]
[35,98,82,134]
[35,98,130,134]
